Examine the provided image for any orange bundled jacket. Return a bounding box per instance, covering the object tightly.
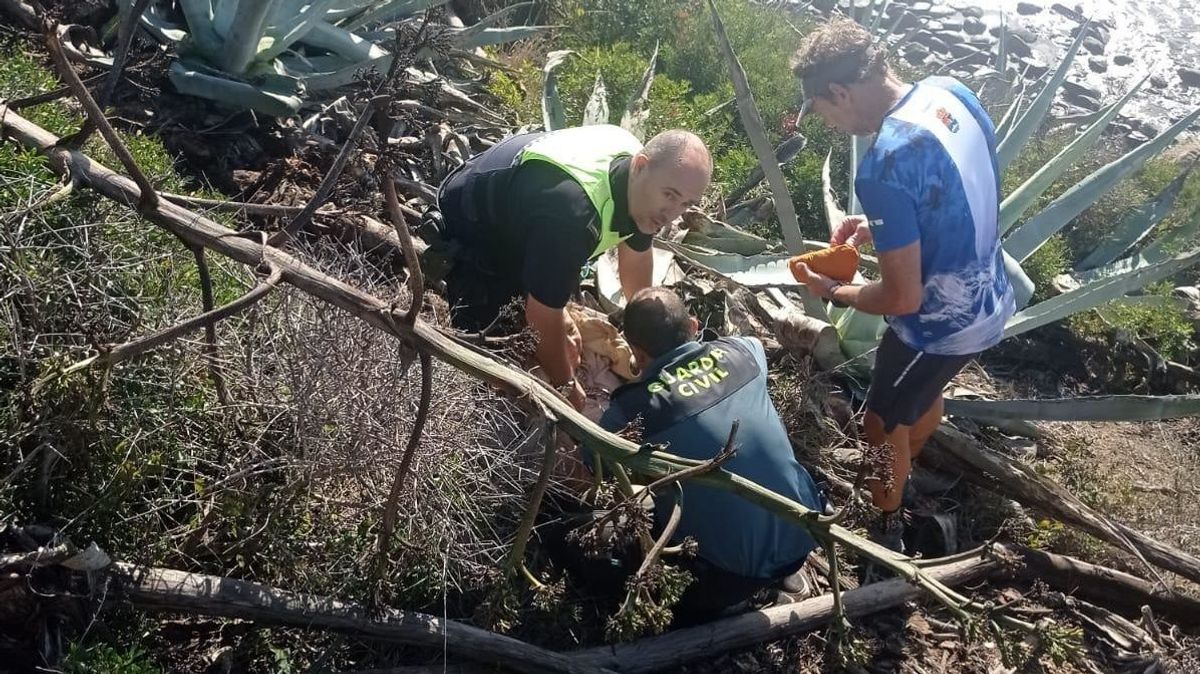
[789,244,859,283]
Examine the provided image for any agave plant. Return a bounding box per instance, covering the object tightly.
[690,2,1200,419]
[114,0,552,116]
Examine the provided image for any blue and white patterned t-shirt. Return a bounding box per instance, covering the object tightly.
[856,76,1015,356]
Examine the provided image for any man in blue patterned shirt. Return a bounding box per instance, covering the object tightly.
[790,19,1015,551]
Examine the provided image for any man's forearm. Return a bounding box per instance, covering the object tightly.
[618,245,653,301]
[830,280,915,316]
[531,311,575,385]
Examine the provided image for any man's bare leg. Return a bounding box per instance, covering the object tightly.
[908,393,945,462]
[863,410,911,513]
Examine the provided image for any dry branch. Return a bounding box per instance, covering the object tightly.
[505,417,559,580]
[570,553,998,673]
[996,543,1200,624]
[109,563,611,674]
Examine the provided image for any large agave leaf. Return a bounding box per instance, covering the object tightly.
[945,395,1200,422]
[619,42,658,142]
[708,0,805,254]
[995,12,1007,75]
[594,247,685,311]
[1003,249,1036,309]
[168,59,303,117]
[1071,205,1200,284]
[122,0,189,43]
[260,0,342,62]
[178,0,223,55]
[993,77,1026,145]
[995,21,1090,172]
[302,20,390,62]
[582,72,609,126]
[999,75,1147,235]
[848,133,868,215]
[680,211,776,256]
[1075,157,1199,270]
[448,2,533,43]
[541,50,573,131]
[1004,244,1200,338]
[666,242,839,287]
[1004,106,1200,262]
[341,0,450,31]
[219,0,278,74]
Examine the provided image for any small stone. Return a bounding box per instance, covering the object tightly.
[964,17,987,35]
[1006,38,1033,59]
[910,1,932,12]
[1088,56,1107,73]
[914,31,951,54]
[1019,56,1049,78]
[1128,130,1151,143]
[960,6,983,19]
[1017,1,1042,15]
[1062,80,1103,100]
[1065,91,1101,111]
[1051,2,1086,23]
[1083,36,1105,55]
[1179,67,1200,88]
[1113,54,1134,66]
[1010,26,1036,44]
[1150,74,1169,88]
[892,11,922,33]
[904,43,931,64]
[940,16,965,32]
[924,19,944,32]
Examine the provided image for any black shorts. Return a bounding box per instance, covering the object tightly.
[866,328,977,433]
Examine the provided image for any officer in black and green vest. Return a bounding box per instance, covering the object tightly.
[435,124,712,410]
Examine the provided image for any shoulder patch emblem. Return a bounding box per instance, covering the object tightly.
[935,107,960,133]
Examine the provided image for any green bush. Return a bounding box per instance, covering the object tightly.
[1023,234,1071,303]
[1069,282,1197,363]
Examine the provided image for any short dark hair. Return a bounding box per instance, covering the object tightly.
[791,18,888,100]
[623,287,693,358]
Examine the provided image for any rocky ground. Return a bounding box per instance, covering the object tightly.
[805,0,1200,144]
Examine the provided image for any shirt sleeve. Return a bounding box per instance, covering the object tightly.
[855,179,920,253]
[623,231,652,252]
[509,162,600,308]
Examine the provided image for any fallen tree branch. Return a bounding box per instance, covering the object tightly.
[570,553,998,673]
[109,563,612,674]
[4,73,106,110]
[996,543,1200,624]
[923,425,1200,588]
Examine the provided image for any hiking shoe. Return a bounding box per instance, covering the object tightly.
[777,569,812,599]
[859,511,906,585]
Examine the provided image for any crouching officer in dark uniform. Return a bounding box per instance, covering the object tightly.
[595,287,824,624]
[434,125,711,410]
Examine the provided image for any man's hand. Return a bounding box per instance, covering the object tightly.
[831,215,873,248]
[566,379,587,411]
[793,261,841,300]
[618,243,654,302]
[565,311,583,369]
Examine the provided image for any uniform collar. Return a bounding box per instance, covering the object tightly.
[610,155,638,238]
[640,339,706,380]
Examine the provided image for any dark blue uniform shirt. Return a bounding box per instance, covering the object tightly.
[598,335,821,579]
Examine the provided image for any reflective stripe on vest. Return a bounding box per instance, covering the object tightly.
[517,125,643,259]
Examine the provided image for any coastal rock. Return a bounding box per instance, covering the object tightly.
[1017,2,1043,15]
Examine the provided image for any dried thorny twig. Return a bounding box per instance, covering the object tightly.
[33,261,282,393]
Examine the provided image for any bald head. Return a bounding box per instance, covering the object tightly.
[628,129,712,235]
[643,129,713,172]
